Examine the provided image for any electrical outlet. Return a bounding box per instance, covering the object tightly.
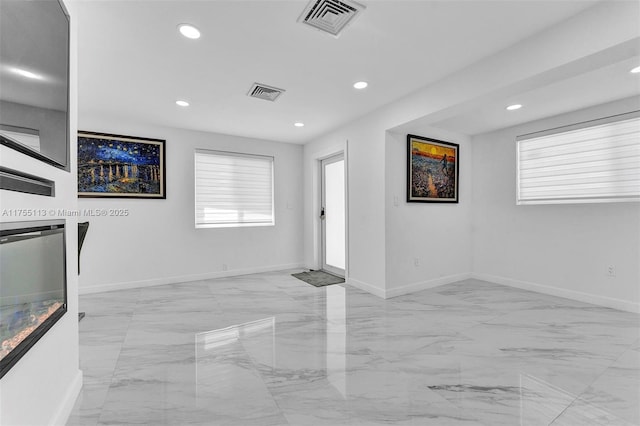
[414,258,419,267]
[394,196,399,206]
[222,264,228,271]
[607,265,616,277]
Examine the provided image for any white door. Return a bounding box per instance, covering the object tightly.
[321,154,345,277]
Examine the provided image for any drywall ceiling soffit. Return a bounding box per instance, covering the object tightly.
[394,40,640,137]
[431,58,640,136]
[387,1,640,138]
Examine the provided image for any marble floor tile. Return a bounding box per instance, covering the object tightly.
[557,343,640,425]
[68,273,640,425]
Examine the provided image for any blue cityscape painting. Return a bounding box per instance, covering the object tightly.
[78,131,166,198]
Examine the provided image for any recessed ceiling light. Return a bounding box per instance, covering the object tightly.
[178,24,200,39]
[11,67,43,80]
[353,81,368,89]
[176,100,190,107]
[631,66,640,74]
[506,104,522,111]
[294,122,305,127]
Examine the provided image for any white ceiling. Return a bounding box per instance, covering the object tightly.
[77,0,637,143]
[432,55,640,135]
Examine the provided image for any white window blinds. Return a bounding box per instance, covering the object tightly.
[517,112,640,205]
[195,149,274,228]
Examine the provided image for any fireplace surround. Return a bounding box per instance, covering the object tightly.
[0,220,67,378]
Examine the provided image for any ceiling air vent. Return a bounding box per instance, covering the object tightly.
[298,0,365,37]
[247,83,285,102]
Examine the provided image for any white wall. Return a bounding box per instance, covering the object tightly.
[302,116,475,299]
[303,116,388,297]
[301,0,638,299]
[385,127,473,297]
[0,1,82,424]
[77,117,303,293]
[472,97,640,313]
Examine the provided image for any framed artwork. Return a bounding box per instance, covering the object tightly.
[78,131,166,198]
[407,134,459,203]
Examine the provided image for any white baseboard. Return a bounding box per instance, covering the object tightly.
[79,263,304,295]
[385,273,473,299]
[51,369,83,426]
[473,273,640,314]
[346,277,386,299]
[80,266,640,314]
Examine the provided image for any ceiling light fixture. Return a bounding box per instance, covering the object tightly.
[506,104,522,111]
[11,67,43,80]
[631,66,640,74]
[176,100,190,107]
[294,122,305,127]
[177,24,201,39]
[353,81,368,89]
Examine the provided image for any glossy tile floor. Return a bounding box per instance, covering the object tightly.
[67,271,640,425]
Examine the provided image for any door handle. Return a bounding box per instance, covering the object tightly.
[320,207,325,219]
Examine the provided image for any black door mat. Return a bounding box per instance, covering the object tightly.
[292,270,345,287]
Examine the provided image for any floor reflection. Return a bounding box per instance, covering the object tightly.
[325,284,346,397]
[195,317,275,403]
[69,272,640,425]
[196,317,275,351]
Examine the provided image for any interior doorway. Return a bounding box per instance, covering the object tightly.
[320,153,345,277]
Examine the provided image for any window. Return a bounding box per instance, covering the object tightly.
[195,149,274,228]
[517,112,640,205]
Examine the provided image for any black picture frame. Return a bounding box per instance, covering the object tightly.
[407,134,459,203]
[77,131,166,199]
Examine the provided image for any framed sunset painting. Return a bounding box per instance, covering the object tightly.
[407,134,459,203]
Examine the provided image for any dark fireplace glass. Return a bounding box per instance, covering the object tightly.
[0,220,67,378]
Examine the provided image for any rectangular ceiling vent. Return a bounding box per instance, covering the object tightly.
[247,83,285,102]
[298,0,366,37]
